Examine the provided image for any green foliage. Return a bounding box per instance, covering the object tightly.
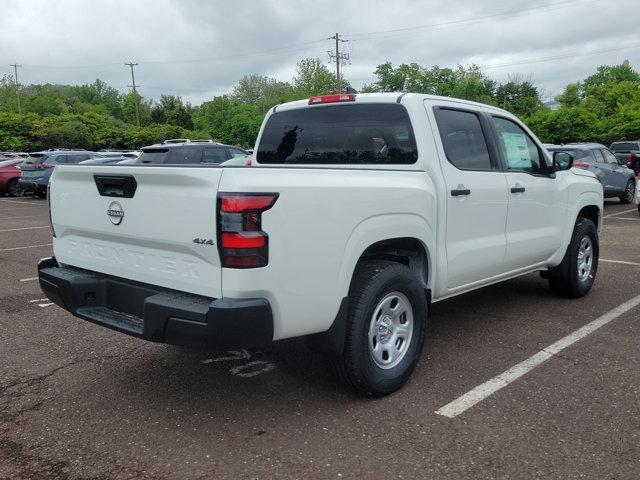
[0,59,638,151]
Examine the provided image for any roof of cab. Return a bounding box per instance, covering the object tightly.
[272,92,509,115]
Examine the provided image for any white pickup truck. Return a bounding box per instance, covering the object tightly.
[39,93,603,396]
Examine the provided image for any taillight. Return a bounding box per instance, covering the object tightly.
[572,161,589,170]
[217,193,278,268]
[35,163,53,169]
[308,94,356,105]
[628,152,633,165]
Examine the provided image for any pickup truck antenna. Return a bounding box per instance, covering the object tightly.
[327,33,350,94]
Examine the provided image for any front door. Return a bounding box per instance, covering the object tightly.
[489,116,567,270]
[431,105,509,289]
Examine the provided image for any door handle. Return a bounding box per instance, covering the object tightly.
[451,188,471,196]
[510,186,526,194]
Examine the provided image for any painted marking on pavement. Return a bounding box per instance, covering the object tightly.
[435,293,640,418]
[604,208,638,218]
[0,226,50,233]
[0,243,52,252]
[28,298,48,303]
[0,199,44,205]
[601,258,640,267]
[19,277,38,282]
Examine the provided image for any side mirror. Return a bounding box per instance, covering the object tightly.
[552,151,573,171]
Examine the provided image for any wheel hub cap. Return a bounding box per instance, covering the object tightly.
[577,235,593,282]
[368,292,414,370]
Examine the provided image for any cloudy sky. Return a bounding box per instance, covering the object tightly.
[1,0,639,105]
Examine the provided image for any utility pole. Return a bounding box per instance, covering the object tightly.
[10,63,21,114]
[327,33,350,94]
[124,62,140,126]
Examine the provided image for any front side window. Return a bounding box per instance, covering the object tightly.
[602,149,620,165]
[435,109,492,171]
[491,117,545,174]
[257,104,417,165]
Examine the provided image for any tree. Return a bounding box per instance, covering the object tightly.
[229,74,290,111]
[556,82,581,108]
[495,76,542,117]
[122,92,151,126]
[292,58,339,96]
[150,95,194,129]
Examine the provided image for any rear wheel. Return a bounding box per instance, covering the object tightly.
[331,260,427,397]
[620,179,635,204]
[6,179,24,197]
[547,218,598,298]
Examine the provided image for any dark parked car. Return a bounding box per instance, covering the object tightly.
[19,150,93,197]
[135,139,248,165]
[610,141,640,175]
[0,157,25,196]
[547,143,636,203]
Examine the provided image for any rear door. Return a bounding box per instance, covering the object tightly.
[50,166,225,298]
[431,106,509,289]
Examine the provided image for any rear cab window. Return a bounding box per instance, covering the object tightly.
[256,103,418,165]
[610,142,639,152]
[138,148,170,164]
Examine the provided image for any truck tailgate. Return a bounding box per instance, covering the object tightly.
[50,165,223,298]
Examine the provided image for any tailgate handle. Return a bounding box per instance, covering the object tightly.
[94,175,137,198]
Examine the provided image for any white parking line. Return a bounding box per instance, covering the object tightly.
[601,258,640,267]
[604,208,638,218]
[0,199,43,205]
[435,293,640,418]
[28,298,48,303]
[38,302,54,308]
[0,214,49,220]
[606,217,640,221]
[19,277,38,282]
[0,226,50,232]
[0,243,52,252]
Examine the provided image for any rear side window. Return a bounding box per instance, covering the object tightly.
[168,147,203,164]
[66,154,91,163]
[228,147,247,158]
[138,148,169,164]
[435,109,492,171]
[257,104,417,165]
[202,147,228,163]
[592,149,605,163]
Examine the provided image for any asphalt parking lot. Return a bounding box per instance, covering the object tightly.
[1,195,639,480]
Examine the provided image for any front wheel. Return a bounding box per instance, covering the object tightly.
[547,218,598,298]
[620,179,635,204]
[331,260,427,397]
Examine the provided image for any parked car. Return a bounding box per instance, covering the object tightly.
[134,139,248,165]
[1,151,29,159]
[39,93,603,396]
[0,157,25,196]
[19,150,93,197]
[547,143,636,203]
[610,141,640,175]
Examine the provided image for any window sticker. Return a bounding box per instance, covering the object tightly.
[501,132,532,169]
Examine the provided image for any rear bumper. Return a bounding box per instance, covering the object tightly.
[18,179,47,192]
[37,257,273,349]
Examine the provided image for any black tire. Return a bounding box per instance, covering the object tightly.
[331,260,427,397]
[7,179,24,197]
[619,179,635,204]
[547,218,598,298]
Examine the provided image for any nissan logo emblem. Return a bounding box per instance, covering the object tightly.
[107,201,125,226]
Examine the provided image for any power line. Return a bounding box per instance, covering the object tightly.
[9,63,21,113]
[345,0,598,41]
[125,62,140,126]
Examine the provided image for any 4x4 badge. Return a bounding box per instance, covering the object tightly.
[193,238,215,246]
